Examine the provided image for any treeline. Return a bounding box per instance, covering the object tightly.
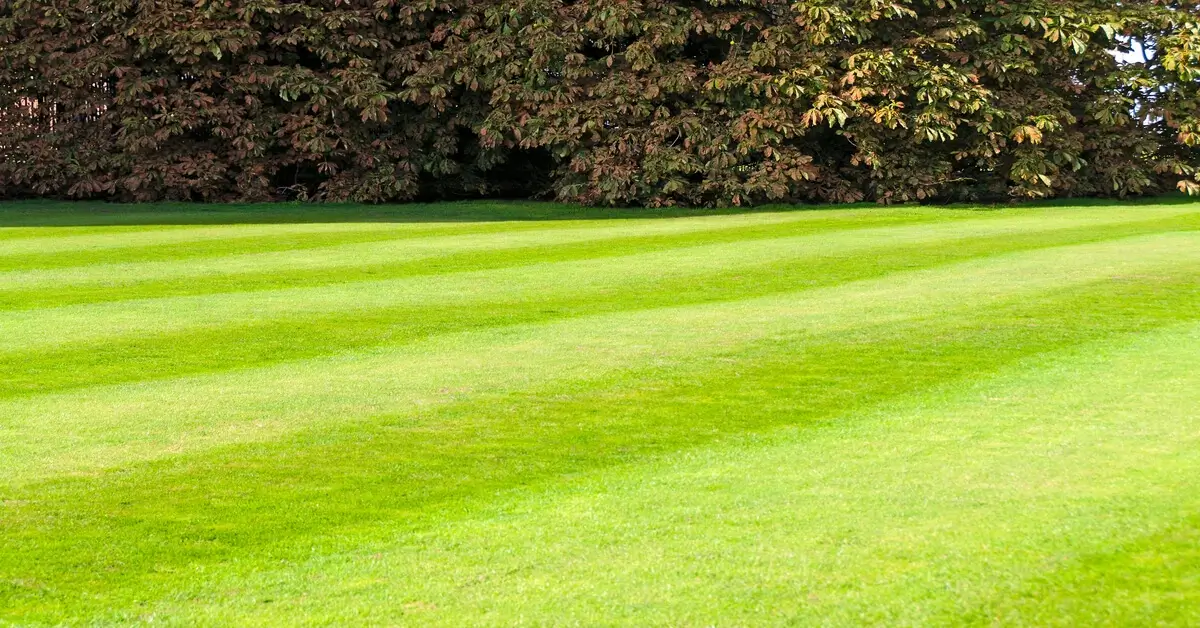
[1,0,1197,206]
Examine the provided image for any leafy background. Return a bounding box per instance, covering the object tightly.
[2,0,1197,206]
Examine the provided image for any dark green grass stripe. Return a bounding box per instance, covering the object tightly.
[0,200,708,230]
[960,513,1200,625]
[2,223,1192,399]
[2,274,1198,622]
[3,197,1198,229]
[4,213,1198,311]
[0,200,867,229]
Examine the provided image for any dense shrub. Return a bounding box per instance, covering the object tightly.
[2,0,1197,206]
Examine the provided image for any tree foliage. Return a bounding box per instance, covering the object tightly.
[2,0,1197,206]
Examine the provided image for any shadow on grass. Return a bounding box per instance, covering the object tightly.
[0,195,1194,227]
[0,199,838,227]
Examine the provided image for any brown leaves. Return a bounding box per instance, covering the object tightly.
[1,0,1197,205]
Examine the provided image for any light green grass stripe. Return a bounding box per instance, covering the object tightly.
[0,221,431,256]
[2,233,1196,485]
[0,204,1192,293]
[159,321,1200,626]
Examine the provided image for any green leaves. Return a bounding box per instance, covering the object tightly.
[1,0,1197,205]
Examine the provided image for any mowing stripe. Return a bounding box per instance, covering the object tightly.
[0,210,949,299]
[2,222,1197,355]
[4,202,1200,625]
[2,217,1198,398]
[0,206,908,258]
[0,223,574,273]
[1,207,1195,305]
[2,232,1197,486]
[3,274,1198,624]
[970,513,1200,625]
[215,321,1196,626]
[0,221,429,256]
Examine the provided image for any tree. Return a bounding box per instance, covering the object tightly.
[2,0,1197,206]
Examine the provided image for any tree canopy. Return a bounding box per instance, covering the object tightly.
[2,0,1197,206]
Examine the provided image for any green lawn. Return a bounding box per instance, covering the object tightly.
[2,198,1200,626]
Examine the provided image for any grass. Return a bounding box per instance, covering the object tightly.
[1,198,1199,625]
